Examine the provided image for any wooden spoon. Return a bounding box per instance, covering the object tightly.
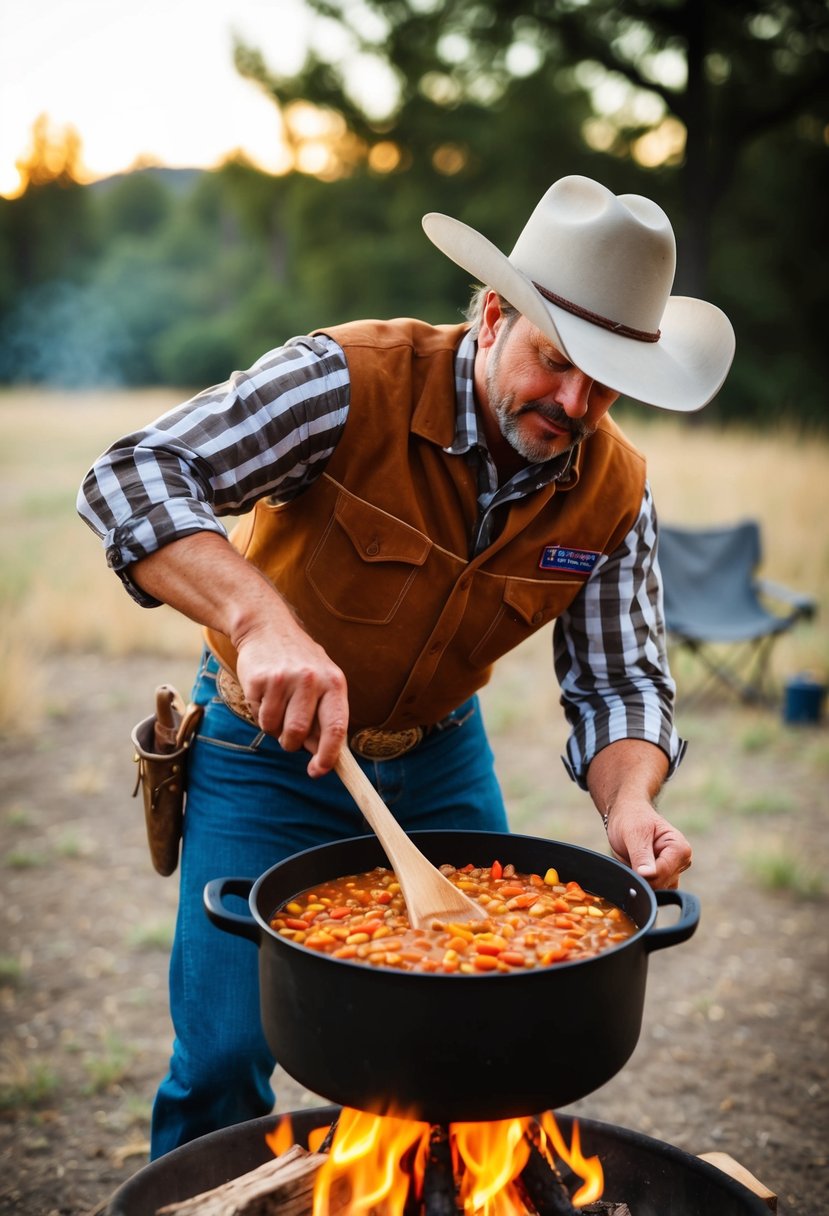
[334,746,485,930]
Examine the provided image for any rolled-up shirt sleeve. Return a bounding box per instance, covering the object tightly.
[554,481,686,789]
[76,335,349,605]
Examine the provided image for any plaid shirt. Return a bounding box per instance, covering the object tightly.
[78,330,684,786]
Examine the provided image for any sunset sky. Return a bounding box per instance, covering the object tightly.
[0,0,335,197]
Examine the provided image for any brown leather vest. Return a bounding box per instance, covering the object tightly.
[206,318,646,730]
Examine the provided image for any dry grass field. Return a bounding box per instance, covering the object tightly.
[1,388,828,1215]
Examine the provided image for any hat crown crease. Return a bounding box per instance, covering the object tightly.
[510,180,676,334]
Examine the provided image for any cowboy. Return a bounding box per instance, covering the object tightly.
[77,175,735,1157]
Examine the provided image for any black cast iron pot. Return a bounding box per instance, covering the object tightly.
[204,830,699,1123]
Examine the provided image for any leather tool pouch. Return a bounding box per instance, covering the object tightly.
[131,685,204,877]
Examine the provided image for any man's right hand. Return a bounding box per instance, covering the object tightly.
[234,622,349,777]
[131,532,350,777]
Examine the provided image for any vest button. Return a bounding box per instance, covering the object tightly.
[365,541,380,556]
[532,611,544,625]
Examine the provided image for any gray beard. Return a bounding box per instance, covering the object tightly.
[494,396,594,463]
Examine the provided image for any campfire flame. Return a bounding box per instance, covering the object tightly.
[270,1107,603,1213]
[538,1111,603,1206]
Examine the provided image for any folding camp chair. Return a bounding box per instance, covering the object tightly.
[657,520,816,703]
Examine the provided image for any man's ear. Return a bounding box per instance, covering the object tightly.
[477,291,504,350]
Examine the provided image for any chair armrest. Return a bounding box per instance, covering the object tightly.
[756,578,817,620]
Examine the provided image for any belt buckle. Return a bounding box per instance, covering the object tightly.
[350,726,424,761]
[216,667,259,727]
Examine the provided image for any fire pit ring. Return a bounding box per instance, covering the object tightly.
[105,1105,771,1216]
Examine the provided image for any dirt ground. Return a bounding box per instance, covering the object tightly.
[1,646,827,1216]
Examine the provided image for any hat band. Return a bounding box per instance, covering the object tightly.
[532,281,661,343]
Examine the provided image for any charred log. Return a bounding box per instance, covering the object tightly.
[421,1124,460,1216]
[317,1117,339,1154]
[517,1133,579,1216]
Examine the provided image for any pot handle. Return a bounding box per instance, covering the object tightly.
[203,877,260,944]
[643,888,700,953]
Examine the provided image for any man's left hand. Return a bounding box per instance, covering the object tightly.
[585,738,691,890]
[604,802,692,890]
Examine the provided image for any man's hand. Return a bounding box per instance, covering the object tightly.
[234,622,348,777]
[603,800,692,890]
[131,532,350,777]
[586,738,691,890]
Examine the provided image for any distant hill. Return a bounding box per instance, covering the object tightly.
[88,165,204,196]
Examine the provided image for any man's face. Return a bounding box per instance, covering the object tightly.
[481,306,619,464]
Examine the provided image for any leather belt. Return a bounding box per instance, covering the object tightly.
[216,667,469,761]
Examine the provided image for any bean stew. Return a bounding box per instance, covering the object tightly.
[269,860,637,974]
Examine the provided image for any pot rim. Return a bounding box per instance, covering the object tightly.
[244,828,659,981]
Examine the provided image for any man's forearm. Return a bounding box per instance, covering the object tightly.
[130,532,298,649]
[586,738,669,823]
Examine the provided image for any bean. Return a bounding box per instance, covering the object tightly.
[447,936,471,953]
[473,955,499,972]
[475,942,504,957]
[505,894,536,909]
[305,932,336,948]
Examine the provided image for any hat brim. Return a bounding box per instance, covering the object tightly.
[422,212,735,412]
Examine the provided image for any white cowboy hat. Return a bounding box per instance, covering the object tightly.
[422,175,735,412]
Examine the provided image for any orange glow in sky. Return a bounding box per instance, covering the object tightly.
[0,0,319,197]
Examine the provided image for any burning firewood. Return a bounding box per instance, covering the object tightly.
[517,1133,579,1215]
[155,1143,349,1216]
[420,1124,458,1215]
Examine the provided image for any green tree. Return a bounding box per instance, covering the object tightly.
[0,116,98,295]
[234,0,829,425]
[97,170,173,240]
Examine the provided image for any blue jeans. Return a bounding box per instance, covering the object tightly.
[150,650,509,1157]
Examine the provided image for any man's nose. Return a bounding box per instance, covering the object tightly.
[554,368,593,418]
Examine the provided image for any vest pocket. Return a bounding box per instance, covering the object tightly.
[307,492,432,624]
[468,574,584,669]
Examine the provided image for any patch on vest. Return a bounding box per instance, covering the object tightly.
[538,545,602,575]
